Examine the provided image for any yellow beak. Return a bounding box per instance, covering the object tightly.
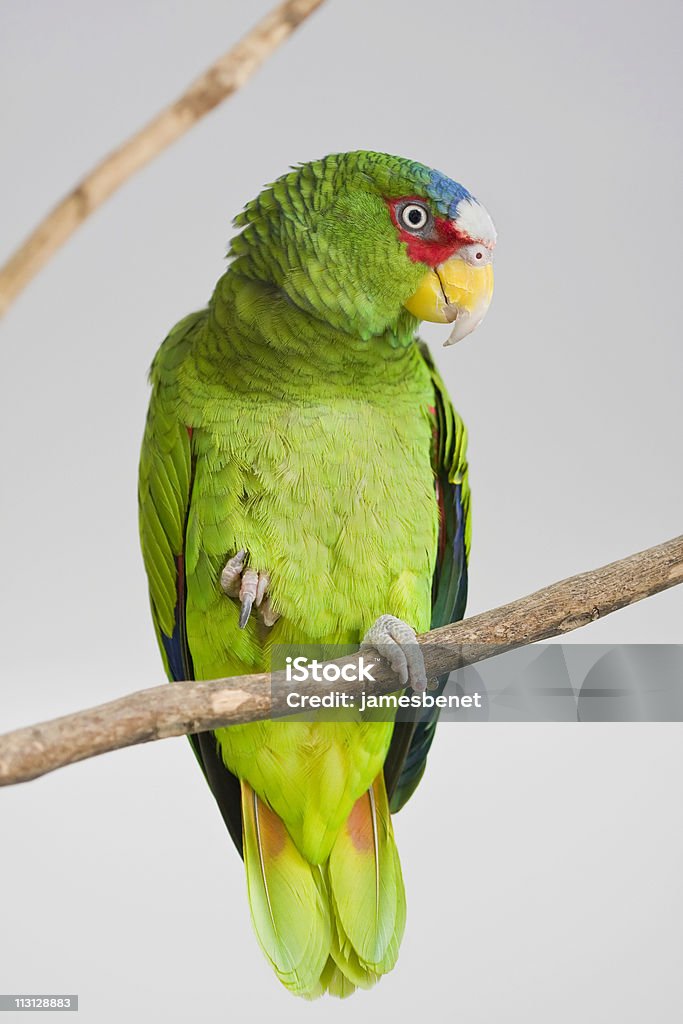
[404,257,494,345]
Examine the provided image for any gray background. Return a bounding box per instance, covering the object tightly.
[1,0,682,1020]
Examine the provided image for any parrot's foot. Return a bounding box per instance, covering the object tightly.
[220,550,279,629]
[360,614,428,693]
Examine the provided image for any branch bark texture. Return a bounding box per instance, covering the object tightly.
[1,535,681,788]
[0,0,325,316]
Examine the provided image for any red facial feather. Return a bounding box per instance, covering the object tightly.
[386,196,473,267]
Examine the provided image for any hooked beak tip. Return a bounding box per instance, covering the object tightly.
[442,311,485,347]
[404,257,494,340]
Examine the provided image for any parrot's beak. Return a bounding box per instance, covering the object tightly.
[404,256,494,346]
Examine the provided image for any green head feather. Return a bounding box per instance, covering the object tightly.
[227,150,491,341]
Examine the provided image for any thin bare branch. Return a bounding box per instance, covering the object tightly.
[0,0,325,316]
[1,535,681,788]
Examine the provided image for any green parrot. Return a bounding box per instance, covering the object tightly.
[138,150,495,998]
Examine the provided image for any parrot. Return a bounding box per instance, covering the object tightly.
[138,150,495,998]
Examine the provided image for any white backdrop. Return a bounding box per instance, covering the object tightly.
[2,2,682,1020]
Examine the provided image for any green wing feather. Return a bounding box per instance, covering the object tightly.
[138,311,245,852]
[138,311,200,652]
[385,343,471,812]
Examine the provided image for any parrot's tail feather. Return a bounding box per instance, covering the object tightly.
[241,775,406,998]
[240,781,332,997]
[319,956,359,999]
[327,774,406,987]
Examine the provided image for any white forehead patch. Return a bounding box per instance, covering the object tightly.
[455,197,497,247]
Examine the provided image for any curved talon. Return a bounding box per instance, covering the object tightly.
[238,567,259,629]
[220,552,280,629]
[239,594,254,629]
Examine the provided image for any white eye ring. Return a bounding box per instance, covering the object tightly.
[459,242,493,267]
[400,203,429,232]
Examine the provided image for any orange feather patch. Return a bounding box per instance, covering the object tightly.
[254,790,288,858]
[346,792,374,853]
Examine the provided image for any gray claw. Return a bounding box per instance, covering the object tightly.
[220,552,280,629]
[238,567,259,628]
[239,594,254,629]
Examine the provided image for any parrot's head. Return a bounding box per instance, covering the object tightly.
[230,150,496,344]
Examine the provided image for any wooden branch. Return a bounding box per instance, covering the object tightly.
[1,535,681,788]
[0,0,325,317]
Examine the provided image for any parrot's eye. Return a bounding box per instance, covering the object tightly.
[459,242,493,267]
[399,203,430,233]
